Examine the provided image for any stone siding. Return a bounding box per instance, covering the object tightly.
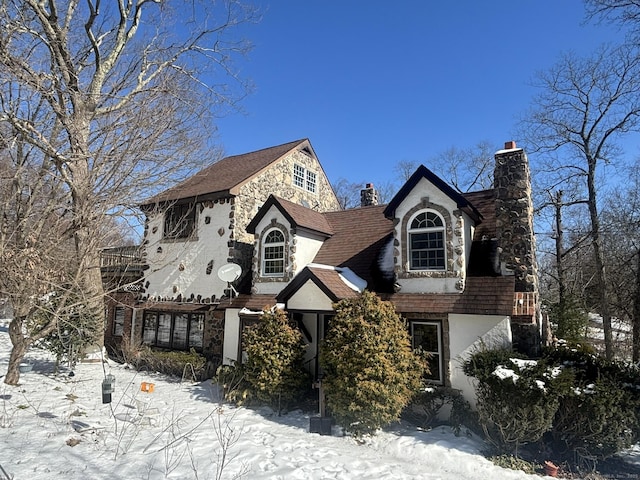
[494,148,538,294]
[235,149,340,244]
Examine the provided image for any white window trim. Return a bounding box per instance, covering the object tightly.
[293,163,317,194]
[261,228,286,277]
[408,210,446,271]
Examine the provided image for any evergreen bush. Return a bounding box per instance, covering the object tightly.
[138,347,207,379]
[403,386,475,435]
[242,306,310,414]
[319,291,425,437]
[464,345,640,464]
[463,349,566,456]
[30,290,102,368]
[546,346,640,461]
[549,296,589,343]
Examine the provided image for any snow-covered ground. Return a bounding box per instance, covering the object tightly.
[0,318,597,479]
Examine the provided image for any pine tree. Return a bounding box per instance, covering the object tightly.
[320,291,424,436]
[243,307,309,414]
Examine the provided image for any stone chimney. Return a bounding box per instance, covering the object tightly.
[494,141,540,354]
[360,183,378,207]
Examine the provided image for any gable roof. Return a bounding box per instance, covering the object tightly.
[142,139,311,206]
[383,165,482,223]
[246,195,334,236]
[276,266,361,305]
[313,205,394,288]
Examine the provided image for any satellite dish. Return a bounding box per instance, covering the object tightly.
[217,263,242,283]
[300,199,310,208]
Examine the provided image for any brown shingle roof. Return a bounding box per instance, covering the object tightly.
[307,266,361,300]
[142,139,308,205]
[313,205,393,285]
[381,276,515,316]
[246,195,334,236]
[276,266,360,304]
[215,294,278,311]
[463,189,496,240]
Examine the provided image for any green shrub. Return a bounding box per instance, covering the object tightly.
[320,291,425,437]
[549,296,589,343]
[465,345,640,463]
[31,290,102,368]
[488,455,537,474]
[213,363,252,405]
[242,306,310,414]
[463,349,566,456]
[546,346,640,460]
[403,386,475,435]
[130,346,207,380]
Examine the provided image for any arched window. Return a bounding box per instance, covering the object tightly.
[262,229,285,276]
[408,211,446,270]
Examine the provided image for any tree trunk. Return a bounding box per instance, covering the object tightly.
[555,191,566,308]
[5,317,29,385]
[68,115,106,347]
[633,249,640,363]
[586,157,613,360]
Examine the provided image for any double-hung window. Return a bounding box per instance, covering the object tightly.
[411,321,443,384]
[409,211,445,270]
[262,229,285,276]
[292,163,317,194]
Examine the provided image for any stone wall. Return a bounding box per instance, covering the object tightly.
[494,142,541,356]
[494,145,538,294]
[235,149,340,244]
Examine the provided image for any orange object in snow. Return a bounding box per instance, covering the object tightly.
[140,382,155,393]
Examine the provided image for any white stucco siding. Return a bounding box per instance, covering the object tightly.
[223,308,242,365]
[292,233,325,274]
[448,314,512,406]
[286,281,334,311]
[144,202,233,301]
[392,177,475,294]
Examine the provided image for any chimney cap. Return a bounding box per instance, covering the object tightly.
[504,141,517,150]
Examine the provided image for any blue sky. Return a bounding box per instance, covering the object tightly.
[215,1,626,189]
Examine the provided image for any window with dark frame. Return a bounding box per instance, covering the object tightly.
[113,306,125,336]
[142,311,204,351]
[411,320,443,384]
[409,211,445,270]
[163,203,196,239]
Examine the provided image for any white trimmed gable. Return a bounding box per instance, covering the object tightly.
[387,170,478,294]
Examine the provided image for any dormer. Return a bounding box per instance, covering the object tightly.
[383,165,482,294]
[246,195,334,294]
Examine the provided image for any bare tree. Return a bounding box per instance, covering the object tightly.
[0,1,256,383]
[332,178,361,209]
[427,141,495,192]
[520,44,640,359]
[393,160,418,183]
